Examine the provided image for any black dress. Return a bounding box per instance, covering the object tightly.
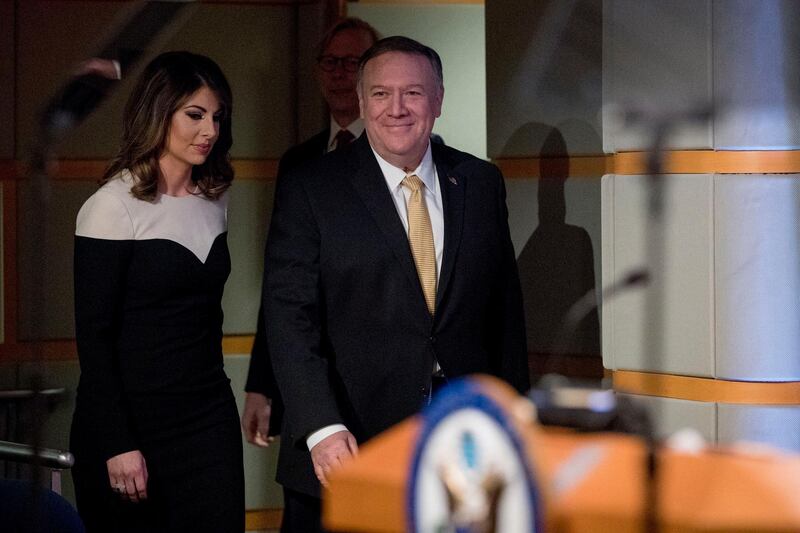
[70,171,244,533]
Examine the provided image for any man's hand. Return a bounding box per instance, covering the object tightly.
[310,431,358,488]
[241,392,275,447]
[107,450,148,502]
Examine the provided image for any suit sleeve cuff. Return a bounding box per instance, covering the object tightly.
[306,424,348,451]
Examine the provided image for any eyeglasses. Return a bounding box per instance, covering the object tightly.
[317,55,361,73]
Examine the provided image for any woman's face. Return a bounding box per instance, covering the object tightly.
[160,85,223,179]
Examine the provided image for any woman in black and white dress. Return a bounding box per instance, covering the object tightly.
[70,51,243,533]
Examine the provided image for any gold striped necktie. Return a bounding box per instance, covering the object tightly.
[401,174,437,315]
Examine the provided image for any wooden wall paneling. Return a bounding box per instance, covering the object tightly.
[0,0,15,160]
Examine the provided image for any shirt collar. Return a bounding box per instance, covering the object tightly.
[371,142,435,192]
[327,117,365,150]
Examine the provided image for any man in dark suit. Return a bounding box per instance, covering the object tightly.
[241,17,380,448]
[264,36,529,532]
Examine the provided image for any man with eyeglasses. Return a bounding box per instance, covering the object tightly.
[239,16,380,532]
[279,18,380,176]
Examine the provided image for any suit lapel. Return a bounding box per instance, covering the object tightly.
[347,137,427,315]
[434,148,465,311]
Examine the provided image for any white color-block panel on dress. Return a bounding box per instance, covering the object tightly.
[606,174,714,376]
[714,175,800,381]
[717,403,800,454]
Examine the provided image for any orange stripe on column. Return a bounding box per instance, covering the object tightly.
[614,150,800,175]
[714,150,800,173]
[613,370,800,405]
[494,156,611,178]
[7,152,800,181]
[494,150,800,177]
[614,150,718,174]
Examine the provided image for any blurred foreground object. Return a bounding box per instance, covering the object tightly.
[324,375,800,533]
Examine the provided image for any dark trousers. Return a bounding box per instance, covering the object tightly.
[281,487,326,533]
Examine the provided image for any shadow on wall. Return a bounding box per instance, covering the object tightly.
[507,123,602,381]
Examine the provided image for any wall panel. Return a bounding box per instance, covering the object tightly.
[17,180,97,340]
[619,393,716,443]
[606,174,714,376]
[15,2,295,160]
[603,0,712,152]
[713,0,800,150]
[223,180,275,334]
[718,404,800,453]
[487,0,602,158]
[0,1,15,159]
[16,1,135,159]
[714,175,800,381]
[157,4,296,159]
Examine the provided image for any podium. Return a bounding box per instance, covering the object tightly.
[323,379,800,532]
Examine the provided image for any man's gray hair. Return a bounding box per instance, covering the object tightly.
[357,36,444,92]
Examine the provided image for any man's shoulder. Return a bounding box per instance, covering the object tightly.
[277,129,330,178]
[432,143,500,178]
[289,129,330,157]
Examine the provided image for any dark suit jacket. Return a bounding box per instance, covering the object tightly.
[264,134,529,497]
[244,129,330,434]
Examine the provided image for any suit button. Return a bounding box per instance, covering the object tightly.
[429,336,436,344]
[420,386,427,396]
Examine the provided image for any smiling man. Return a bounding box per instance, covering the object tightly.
[264,36,529,532]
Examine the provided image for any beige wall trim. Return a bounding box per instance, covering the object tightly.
[0,340,78,361]
[0,335,256,361]
[223,335,256,355]
[613,370,800,405]
[494,150,800,177]
[6,151,800,181]
[245,508,283,531]
[0,160,279,181]
[233,159,279,180]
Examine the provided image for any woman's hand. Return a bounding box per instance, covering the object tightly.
[107,450,148,502]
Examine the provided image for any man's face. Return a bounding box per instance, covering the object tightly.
[317,28,375,121]
[359,51,443,170]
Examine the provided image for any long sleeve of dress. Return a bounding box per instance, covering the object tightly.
[73,191,136,460]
